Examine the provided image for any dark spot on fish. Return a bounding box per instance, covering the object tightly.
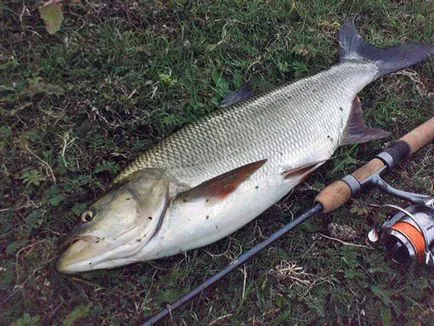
[255,185,259,189]
[312,89,317,93]
[327,135,330,138]
[215,225,218,229]
[136,238,142,242]
[96,240,100,244]
[339,107,343,111]
[125,197,132,201]
[148,216,153,220]
[182,198,187,203]
[206,215,209,220]
[319,99,323,103]
[89,262,92,265]
[205,199,209,203]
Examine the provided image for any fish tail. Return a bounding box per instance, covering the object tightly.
[339,21,433,78]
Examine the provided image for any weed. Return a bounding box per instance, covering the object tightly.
[0,0,432,325]
[19,169,46,187]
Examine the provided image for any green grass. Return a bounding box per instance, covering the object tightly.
[1,0,433,324]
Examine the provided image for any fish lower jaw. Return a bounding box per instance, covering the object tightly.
[57,258,98,274]
[57,256,141,273]
[57,242,147,273]
[57,236,151,273]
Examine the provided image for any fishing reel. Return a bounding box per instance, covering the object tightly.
[366,176,434,267]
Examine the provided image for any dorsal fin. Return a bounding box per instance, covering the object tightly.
[341,97,390,145]
[218,82,255,108]
[178,159,267,201]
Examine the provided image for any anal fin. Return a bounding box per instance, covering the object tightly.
[179,159,267,201]
[282,161,325,180]
[341,97,390,145]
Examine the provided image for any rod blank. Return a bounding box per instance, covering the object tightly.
[144,204,323,325]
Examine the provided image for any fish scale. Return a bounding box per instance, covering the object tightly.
[115,62,377,187]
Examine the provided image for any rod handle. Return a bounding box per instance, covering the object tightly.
[316,117,434,213]
[315,158,385,213]
[400,117,434,154]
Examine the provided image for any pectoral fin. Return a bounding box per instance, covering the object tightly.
[341,97,390,145]
[179,159,267,201]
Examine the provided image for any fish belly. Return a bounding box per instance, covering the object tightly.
[136,172,311,261]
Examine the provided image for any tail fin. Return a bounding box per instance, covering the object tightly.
[339,21,433,78]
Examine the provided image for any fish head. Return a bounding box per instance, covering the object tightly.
[57,169,169,273]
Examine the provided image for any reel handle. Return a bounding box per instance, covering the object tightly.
[316,117,434,213]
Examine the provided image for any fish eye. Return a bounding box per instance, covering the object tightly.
[81,210,94,223]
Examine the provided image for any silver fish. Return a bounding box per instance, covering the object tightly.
[57,22,433,273]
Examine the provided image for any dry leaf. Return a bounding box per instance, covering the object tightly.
[39,1,64,35]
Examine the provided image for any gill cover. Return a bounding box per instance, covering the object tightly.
[57,169,169,273]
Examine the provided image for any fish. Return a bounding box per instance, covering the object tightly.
[57,22,433,273]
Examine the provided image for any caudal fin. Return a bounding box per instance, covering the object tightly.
[339,21,433,78]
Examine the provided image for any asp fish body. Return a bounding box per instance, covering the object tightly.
[58,22,433,273]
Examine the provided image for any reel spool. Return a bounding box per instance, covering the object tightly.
[369,202,434,266]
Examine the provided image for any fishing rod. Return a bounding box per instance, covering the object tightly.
[144,117,434,325]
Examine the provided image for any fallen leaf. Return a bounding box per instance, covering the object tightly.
[39,1,64,35]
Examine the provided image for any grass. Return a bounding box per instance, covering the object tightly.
[1,0,433,324]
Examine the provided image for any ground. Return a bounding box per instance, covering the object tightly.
[1,1,433,325]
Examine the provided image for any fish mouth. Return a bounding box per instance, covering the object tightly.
[56,238,131,274]
[61,234,101,248]
[57,223,160,274]
[57,247,138,274]
[57,234,106,274]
